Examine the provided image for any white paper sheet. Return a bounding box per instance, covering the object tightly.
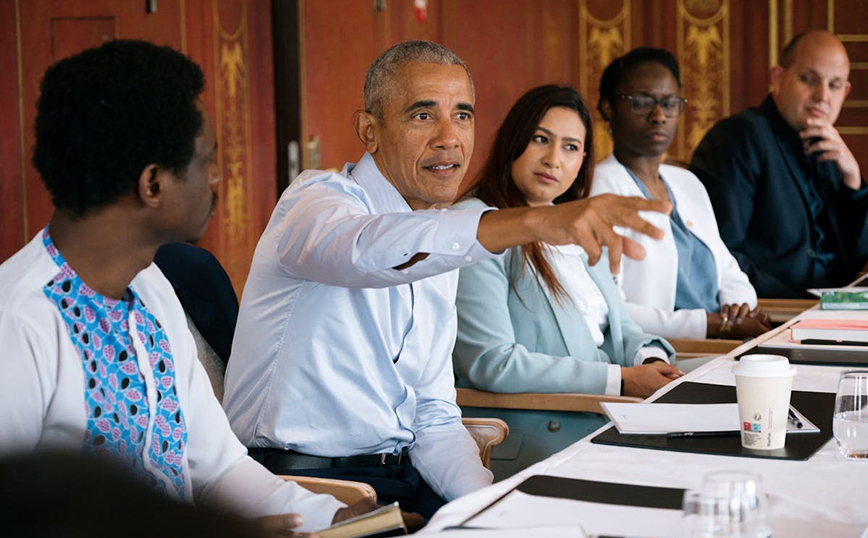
[464,489,683,538]
[600,402,819,434]
[425,526,587,538]
[601,402,740,434]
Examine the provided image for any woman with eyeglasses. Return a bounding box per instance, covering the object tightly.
[591,47,770,340]
[453,85,679,479]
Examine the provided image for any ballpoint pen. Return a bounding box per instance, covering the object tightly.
[666,430,740,439]
[788,407,804,429]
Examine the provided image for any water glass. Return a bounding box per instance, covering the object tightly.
[833,370,868,460]
[682,471,771,538]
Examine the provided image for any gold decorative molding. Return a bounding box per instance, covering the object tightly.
[828,0,834,33]
[784,0,792,44]
[213,0,255,261]
[580,0,630,161]
[839,35,868,42]
[839,127,868,135]
[678,0,729,158]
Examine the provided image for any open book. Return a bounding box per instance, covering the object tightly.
[317,501,406,538]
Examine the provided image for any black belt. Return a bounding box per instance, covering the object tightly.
[248,447,408,470]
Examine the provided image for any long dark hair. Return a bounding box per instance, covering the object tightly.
[474,85,595,301]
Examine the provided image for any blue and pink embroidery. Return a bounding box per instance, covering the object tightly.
[41,228,188,498]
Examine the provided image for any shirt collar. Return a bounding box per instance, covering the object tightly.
[347,152,413,214]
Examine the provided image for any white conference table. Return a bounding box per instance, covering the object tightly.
[423,310,868,538]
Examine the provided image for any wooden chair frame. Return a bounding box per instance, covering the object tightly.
[462,417,509,468]
[280,475,376,505]
[456,387,641,417]
[757,298,818,325]
[668,338,743,360]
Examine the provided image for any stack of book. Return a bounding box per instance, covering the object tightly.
[790,318,868,345]
[819,289,868,310]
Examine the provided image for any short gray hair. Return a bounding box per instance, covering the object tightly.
[364,40,475,121]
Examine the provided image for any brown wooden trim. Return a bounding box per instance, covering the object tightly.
[456,388,642,416]
[273,0,301,193]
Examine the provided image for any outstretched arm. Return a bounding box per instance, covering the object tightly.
[476,194,671,275]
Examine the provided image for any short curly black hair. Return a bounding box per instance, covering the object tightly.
[597,47,681,121]
[33,39,205,217]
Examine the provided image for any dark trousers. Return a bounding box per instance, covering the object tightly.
[256,453,446,519]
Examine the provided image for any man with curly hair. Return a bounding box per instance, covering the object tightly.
[0,39,374,534]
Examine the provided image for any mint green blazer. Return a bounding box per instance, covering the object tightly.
[452,198,674,479]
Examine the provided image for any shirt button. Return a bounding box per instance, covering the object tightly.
[452,242,461,251]
[401,269,410,275]
[686,220,693,228]
[807,248,816,258]
[464,256,473,262]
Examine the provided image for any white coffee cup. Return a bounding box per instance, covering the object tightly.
[732,354,797,450]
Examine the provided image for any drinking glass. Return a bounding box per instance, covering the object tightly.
[682,471,771,538]
[833,370,868,460]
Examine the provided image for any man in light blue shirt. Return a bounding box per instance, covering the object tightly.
[222,41,671,519]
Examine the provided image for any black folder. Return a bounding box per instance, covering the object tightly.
[738,344,868,366]
[591,382,834,461]
[461,475,685,527]
[512,475,684,509]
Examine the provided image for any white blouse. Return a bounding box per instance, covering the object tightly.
[546,243,668,395]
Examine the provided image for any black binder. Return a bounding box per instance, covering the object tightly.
[591,382,834,461]
[462,475,685,527]
[738,344,868,366]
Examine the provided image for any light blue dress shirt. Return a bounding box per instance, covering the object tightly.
[626,168,721,312]
[222,153,495,501]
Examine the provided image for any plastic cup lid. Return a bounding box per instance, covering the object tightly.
[732,354,797,378]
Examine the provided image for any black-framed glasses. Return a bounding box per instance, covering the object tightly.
[615,94,687,117]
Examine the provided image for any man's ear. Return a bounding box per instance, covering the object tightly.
[138,164,163,208]
[769,65,784,94]
[599,99,612,123]
[353,109,379,154]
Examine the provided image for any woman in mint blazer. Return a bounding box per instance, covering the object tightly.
[453,85,678,479]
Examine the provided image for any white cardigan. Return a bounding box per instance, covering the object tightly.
[590,154,757,338]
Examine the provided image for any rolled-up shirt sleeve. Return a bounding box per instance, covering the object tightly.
[274,172,494,289]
